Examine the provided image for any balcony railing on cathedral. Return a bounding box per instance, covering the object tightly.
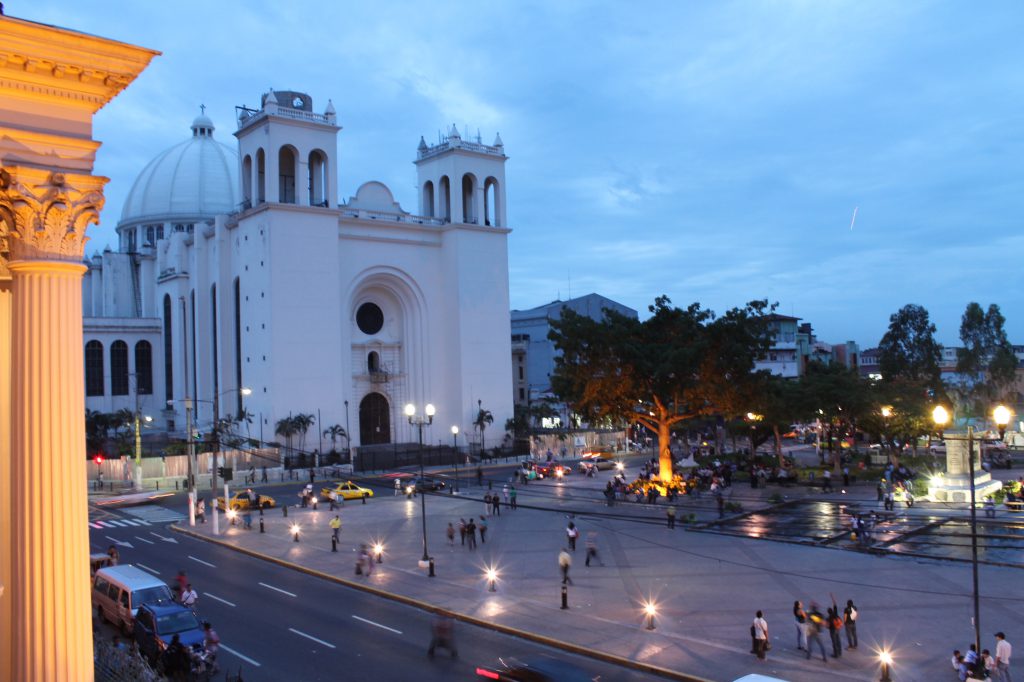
[369,369,389,384]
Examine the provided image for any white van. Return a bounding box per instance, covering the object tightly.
[92,564,174,634]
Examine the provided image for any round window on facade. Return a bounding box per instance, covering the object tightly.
[356,302,384,335]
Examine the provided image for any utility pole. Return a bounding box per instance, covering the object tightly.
[212,392,220,536]
[186,397,196,526]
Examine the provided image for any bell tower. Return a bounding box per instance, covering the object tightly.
[414,125,507,226]
[234,89,340,209]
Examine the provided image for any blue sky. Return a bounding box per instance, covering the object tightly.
[27,0,1024,347]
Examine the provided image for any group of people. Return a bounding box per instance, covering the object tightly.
[952,633,1013,681]
[778,597,858,663]
[448,517,485,549]
[157,622,220,680]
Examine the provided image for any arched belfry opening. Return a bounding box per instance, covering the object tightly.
[308,149,328,206]
[422,180,434,217]
[359,392,391,445]
[279,146,297,204]
[256,148,266,204]
[462,173,477,224]
[439,176,451,222]
[242,155,253,207]
[484,176,500,227]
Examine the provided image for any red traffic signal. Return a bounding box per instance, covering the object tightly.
[94,455,104,465]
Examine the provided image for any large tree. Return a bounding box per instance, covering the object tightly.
[796,361,871,471]
[878,304,943,387]
[549,295,773,482]
[956,302,1017,414]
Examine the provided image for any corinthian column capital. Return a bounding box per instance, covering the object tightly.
[0,165,107,265]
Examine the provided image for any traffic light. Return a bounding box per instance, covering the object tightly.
[94,454,104,465]
[218,466,233,482]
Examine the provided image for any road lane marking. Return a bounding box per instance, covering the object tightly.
[188,555,216,568]
[219,643,261,666]
[120,519,141,526]
[352,615,403,635]
[150,532,178,544]
[136,563,160,575]
[204,592,235,607]
[105,536,133,549]
[134,535,155,545]
[258,582,296,597]
[89,522,102,529]
[106,520,128,527]
[288,628,336,648]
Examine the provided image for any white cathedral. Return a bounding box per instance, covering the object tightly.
[82,89,513,452]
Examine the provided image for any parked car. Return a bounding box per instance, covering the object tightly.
[133,602,205,664]
[321,481,374,501]
[216,490,276,511]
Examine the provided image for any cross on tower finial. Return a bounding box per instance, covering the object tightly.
[200,104,206,115]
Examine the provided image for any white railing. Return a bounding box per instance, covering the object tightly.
[339,207,445,226]
[417,138,504,160]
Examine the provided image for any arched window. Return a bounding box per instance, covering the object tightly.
[110,340,129,396]
[163,294,174,401]
[242,154,253,207]
[135,341,153,395]
[279,146,297,204]
[308,149,328,206]
[367,351,379,373]
[462,173,477,224]
[422,181,434,217]
[484,177,500,227]
[256,149,266,204]
[85,340,104,397]
[439,176,451,222]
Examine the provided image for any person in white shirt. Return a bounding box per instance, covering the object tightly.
[180,584,198,608]
[752,611,769,661]
[994,632,1012,682]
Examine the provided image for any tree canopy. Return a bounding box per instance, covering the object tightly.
[878,303,943,388]
[956,302,1017,414]
[549,295,774,481]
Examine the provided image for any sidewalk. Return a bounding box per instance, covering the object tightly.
[172,467,1020,682]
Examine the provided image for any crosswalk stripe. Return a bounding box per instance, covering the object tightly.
[89,522,102,529]
[120,519,141,526]
[106,520,127,527]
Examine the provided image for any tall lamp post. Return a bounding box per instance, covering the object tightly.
[133,410,153,491]
[211,387,252,536]
[931,404,1012,653]
[405,402,435,573]
[451,425,460,493]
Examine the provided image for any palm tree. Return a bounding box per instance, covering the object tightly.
[292,413,316,453]
[322,424,347,453]
[275,417,298,461]
[473,400,494,454]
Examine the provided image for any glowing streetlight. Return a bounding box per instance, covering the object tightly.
[485,566,498,592]
[880,406,893,418]
[291,523,301,542]
[226,508,237,526]
[643,601,657,630]
[879,650,893,682]
[373,542,384,564]
[451,425,461,493]
[406,402,436,575]
[994,405,1011,438]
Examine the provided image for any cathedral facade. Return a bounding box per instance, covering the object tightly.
[83,89,513,452]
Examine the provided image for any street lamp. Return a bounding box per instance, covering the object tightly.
[485,566,498,592]
[451,425,460,493]
[746,412,762,456]
[643,601,657,630]
[132,411,153,491]
[211,387,251,537]
[879,650,893,682]
[406,402,435,574]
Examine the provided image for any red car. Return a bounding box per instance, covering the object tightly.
[535,463,571,479]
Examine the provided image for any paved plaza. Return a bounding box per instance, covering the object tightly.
[172,458,1021,682]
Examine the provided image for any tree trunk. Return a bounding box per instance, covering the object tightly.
[773,424,785,468]
[658,420,673,482]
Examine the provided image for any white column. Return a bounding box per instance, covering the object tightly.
[0,274,12,682]
[9,259,93,681]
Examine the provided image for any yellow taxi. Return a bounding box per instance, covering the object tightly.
[321,481,374,502]
[216,490,276,511]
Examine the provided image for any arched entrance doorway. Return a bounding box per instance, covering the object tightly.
[359,392,391,445]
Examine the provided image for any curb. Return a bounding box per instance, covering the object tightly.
[170,523,714,682]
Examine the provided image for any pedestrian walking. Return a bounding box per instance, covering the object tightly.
[805,603,829,662]
[503,484,509,505]
[261,465,268,483]
[427,613,458,659]
[558,548,573,585]
[884,486,895,511]
[395,478,402,496]
[566,521,579,551]
[330,515,341,543]
[459,518,467,546]
[585,532,603,566]
[476,465,483,487]
[175,570,188,600]
[309,469,316,485]
[826,603,842,658]
[752,611,769,661]
[793,600,807,650]
[994,632,1012,682]
[107,545,120,566]
[843,599,858,649]
[822,468,832,492]
[492,494,501,516]
[248,465,256,485]
[466,518,477,550]
[446,523,455,546]
[196,498,206,524]
[243,507,252,530]
[510,486,517,510]
[666,505,676,529]
[181,583,198,609]
[478,516,488,543]
[842,466,850,487]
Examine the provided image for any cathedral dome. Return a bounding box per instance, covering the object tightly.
[120,114,239,224]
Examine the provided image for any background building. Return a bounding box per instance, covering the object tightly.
[83,91,513,453]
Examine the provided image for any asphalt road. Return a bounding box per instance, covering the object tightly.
[89,500,661,682]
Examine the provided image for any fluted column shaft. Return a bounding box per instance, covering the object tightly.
[9,259,92,682]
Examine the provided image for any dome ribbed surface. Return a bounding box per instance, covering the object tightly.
[120,122,239,223]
